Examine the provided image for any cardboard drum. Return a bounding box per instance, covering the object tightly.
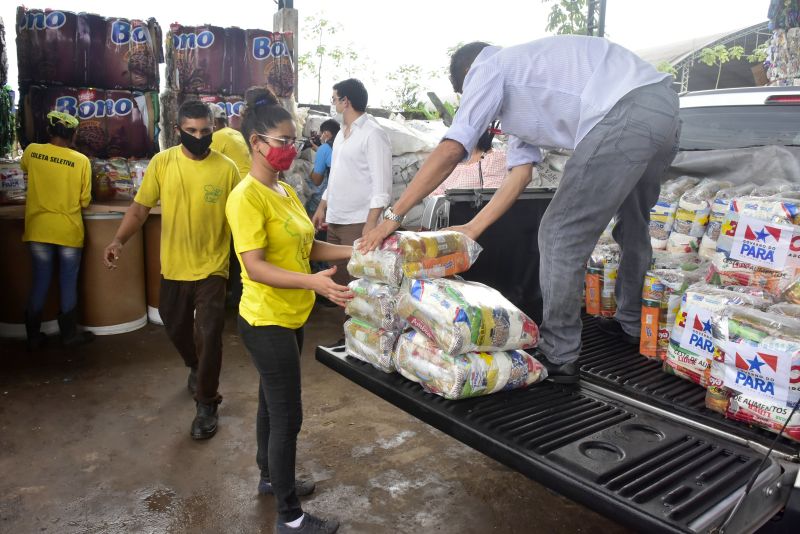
[143,213,163,324]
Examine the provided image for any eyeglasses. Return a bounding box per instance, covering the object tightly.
[257,134,306,151]
[330,96,343,104]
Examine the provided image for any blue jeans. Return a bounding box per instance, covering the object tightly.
[27,242,83,315]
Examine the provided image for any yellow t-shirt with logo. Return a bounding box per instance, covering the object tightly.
[134,146,240,281]
[226,176,316,329]
[210,127,251,178]
[21,143,92,247]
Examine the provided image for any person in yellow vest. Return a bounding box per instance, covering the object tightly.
[210,104,251,177]
[102,100,240,440]
[226,87,352,534]
[21,111,95,350]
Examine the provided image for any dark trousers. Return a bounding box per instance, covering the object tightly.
[27,242,82,315]
[238,317,304,523]
[159,276,227,404]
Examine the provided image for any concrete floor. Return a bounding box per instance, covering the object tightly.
[0,304,630,534]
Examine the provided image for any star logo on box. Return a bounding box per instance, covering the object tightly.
[733,351,779,396]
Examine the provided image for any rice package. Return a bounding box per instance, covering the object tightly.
[709,196,800,297]
[667,179,732,254]
[343,318,399,373]
[0,160,27,205]
[639,266,706,360]
[92,157,134,201]
[393,330,547,400]
[348,231,482,286]
[585,243,620,317]
[649,176,700,250]
[706,307,800,442]
[698,183,755,260]
[663,284,770,386]
[396,278,539,355]
[345,279,405,331]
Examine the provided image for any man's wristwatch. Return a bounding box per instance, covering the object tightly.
[383,206,404,224]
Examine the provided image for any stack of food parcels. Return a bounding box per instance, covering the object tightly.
[649,176,699,250]
[344,230,547,399]
[666,179,732,254]
[91,157,150,201]
[0,160,26,205]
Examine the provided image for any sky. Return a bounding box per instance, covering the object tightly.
[2,0,769,107]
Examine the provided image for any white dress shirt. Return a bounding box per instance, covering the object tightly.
[322,113,392,224]
[445,35,671,169]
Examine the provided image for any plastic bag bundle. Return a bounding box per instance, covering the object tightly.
[393,330,547,400]
[708,196,800,297]
[752,179,792,197]
[650,251,704,270]
[585,243,620,317]
[706,307,800,442]
[649,176,700,250]
[699,183,755,260]
[396,278,539,355]
[768,302,800,319]
[640,266,706,360]
[664,284,771,386]
[348,231,483,287]
[343,318,399,373]
[0,160,27,205]
[668,179,732,254]
[92,157,134,201]
[345,279,405,331]
[127,158,150,198]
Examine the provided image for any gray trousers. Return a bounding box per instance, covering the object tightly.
[538,80,681,364]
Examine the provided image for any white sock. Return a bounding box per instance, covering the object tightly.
[285,514,304,528]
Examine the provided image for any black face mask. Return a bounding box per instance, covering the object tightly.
[179,128,212,156]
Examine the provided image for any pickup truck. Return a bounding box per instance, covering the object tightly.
[316,86,800,533]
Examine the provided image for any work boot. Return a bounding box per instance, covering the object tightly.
[258,476,316,497]
[57,309,95,348]
[187,367,198,395]
[533,349,580,384]
[191,401,218,440]
[596,317,640,345]
[276,513,339,534]
[25,310,47,352]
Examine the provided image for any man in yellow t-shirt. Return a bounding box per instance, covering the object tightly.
[102,100,240,441]
[22,111,95,350]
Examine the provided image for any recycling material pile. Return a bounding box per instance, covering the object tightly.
[343,230,547,399]
[765,0,800,85]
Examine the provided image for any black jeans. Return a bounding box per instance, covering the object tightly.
[238,317,304,523]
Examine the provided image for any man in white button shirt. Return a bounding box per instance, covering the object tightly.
[312,78,392,289]
[361,36,681,383]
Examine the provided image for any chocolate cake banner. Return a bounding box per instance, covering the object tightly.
[16,7,162,92]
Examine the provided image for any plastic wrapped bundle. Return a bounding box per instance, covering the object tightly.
[668,179,732,254]
[650,251,704,270]
[649,176,700,250]
[393,330,547,400]
[348,231,483,286]
[91,157,134,201]
[345,279,405,331]
[708,196,800,297]
[343,318,399,373]
[664,284,770,386]
[585,243,620,317]
[0,160,27,205]
[768,302,800,318]
[396,278,539,355]
[706,307,800,442]
[127,158,149,198]
[639,266,706,360]
[699,183,755,260]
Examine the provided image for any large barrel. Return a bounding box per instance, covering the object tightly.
[78,212,147,334]
[143,212,163,325]
[0,209,60,338]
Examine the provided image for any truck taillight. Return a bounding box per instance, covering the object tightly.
[765,95,800,104]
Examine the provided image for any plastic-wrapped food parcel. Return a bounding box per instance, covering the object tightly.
[666,179,731,254]
[345,279,405,331]
[707,307,800,442]
[348,231,482,286]
[344,318,399,374]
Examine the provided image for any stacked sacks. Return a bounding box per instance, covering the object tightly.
[394,278,545,399]
[585,242,620,317]
[699,183,756,260]
[707,307,800,442]
[666,179,732,254]
[91,157,150,201]
[649,176,700,250]
[343,279,406,373]
[663,284,771,386]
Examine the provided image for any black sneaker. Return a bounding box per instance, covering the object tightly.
[532,349,579,384]
[276,513,339,534]
[596,317,640,345]
[258,477,316,497]
[191,401,218,440]
[187,367,198,395]
[324,338,345,349]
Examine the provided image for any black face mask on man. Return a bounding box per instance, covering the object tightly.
[178,128,212,156]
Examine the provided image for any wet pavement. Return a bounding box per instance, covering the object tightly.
[0,304,630,533]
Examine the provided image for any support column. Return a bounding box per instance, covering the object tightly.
[274,6,299,100]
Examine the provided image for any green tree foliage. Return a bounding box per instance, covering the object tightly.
[297,16,360,104]
[699,45,744,89]
[656,61,678,77]
[543,0,588,35]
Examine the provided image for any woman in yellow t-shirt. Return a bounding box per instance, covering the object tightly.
[21,111,95,350]
[225,87,352,534]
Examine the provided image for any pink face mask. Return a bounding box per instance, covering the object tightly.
[265,144,297,171]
